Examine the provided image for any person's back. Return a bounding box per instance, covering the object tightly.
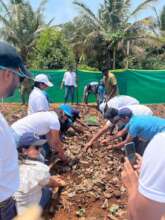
[126,115,165,141]
[108,95,139,109]
[120,104,153,116]
[12,111,60,136]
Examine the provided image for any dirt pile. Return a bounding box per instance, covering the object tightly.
[1,103,165,220]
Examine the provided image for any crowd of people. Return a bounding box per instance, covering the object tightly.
[0,40,165,220]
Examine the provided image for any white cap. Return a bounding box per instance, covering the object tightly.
[34,74,53,87]
[99,102,106,114]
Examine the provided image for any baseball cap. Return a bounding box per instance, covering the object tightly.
[34,74,53,87]
[0,41,31,78]
[18,132,47,149]
[59,104,73,117]
[118,107,133,119]
[104,108,118,122]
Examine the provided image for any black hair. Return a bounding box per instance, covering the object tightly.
[34,81,42,88]
[102,68,109,75]
[104,107,118,121]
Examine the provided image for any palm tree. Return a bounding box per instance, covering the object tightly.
[0,0,53,62]
[73,0,158,69]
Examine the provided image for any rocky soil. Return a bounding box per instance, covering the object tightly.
[1,103,165,220]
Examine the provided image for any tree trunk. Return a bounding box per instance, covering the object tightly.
[112,47,116,69]
[21,47,28,63]
[125,40,130,69]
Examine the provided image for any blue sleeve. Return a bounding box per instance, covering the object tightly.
[125,119,137,138]
[128,123,138,138]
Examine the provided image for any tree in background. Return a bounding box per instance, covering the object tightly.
[138,5,165,69]
[28,27,75,69]
[73,0,159,69]
[0,0,52,62]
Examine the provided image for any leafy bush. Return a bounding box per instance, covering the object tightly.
[77,64,99,71]
[28,27,75,69]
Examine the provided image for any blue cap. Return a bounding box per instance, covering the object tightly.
[18,132,47,149]
[118,108,132,118]
[59,104,73,117]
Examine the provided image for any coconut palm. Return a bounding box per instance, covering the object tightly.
[0,0,53,62]
[73,0,158,69]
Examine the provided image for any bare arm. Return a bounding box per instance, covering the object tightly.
[76,118,89,128]
[108,127,128,142]
[70,124,83,134]
[107,85,117,100]
[110,133,133,149]
[84,122,110,151]
[48,130,67,162]
[48,176,66,188]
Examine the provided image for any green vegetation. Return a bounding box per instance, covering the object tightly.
[28,27,75,69]
[0,0,164,70]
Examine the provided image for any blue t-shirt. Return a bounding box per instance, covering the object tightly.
[125,116,165,141]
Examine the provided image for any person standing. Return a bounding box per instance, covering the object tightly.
[0,41,31,220]
[20,78,33,105]
[28,74,53,115]
[61,66,77,104]
[102,68,118,100]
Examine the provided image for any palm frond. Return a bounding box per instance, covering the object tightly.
[73,0,101,29]
[128,0,158,19]
[0,0,10,14]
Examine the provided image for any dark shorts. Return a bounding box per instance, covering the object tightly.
[0,197,17,220]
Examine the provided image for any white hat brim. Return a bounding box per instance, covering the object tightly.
[46,81,53,87]
[32,139,47,146]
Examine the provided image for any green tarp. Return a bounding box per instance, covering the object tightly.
[4,69,165,104]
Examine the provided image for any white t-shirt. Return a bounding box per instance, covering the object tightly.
[63,71,76,86]
[139,132,165,203]
[28,87,49,115]
[119,104,153,116]
[0,113,19,202]
[11,111,60,136]
[107,95,139,109]
[14,160,50,214]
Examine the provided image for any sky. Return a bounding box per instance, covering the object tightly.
[30,0,164,25]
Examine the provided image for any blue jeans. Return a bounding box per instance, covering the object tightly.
[39,187,52,209]
[64,86,75,104]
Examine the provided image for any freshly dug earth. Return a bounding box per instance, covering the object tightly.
[1,103,165,220]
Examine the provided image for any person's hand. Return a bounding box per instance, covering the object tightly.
[83,142,92,152]
[133,153,143,175]
[100,139,108,145]
[50,175,66,187]
[107,144,114,150]
[121,158,138,197]
[58,152,68,164]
